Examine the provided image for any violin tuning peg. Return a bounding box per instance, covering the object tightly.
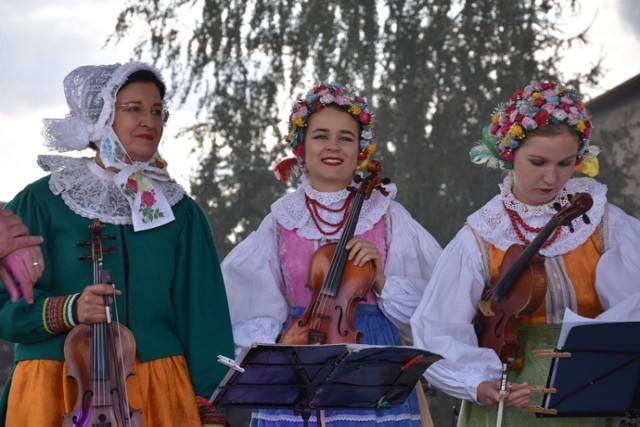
[78,255,91,261]
[76,240,91,247]
[104,233,117,241]
[582,213,591,225]
[567,194,573,202]
[568,223,575,233]
[553,202,562,212]
[353,175,363,183]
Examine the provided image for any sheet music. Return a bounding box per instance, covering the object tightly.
[557,308,602,348]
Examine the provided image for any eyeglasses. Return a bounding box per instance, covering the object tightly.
[115,103,170,125]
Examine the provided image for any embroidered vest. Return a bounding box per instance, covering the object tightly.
[278,218,387,308]
[474,221,607,324]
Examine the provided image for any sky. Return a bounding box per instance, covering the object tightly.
[1,0,640,202]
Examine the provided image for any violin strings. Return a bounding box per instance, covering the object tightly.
[312,190,365,338]
[110,284,133,426]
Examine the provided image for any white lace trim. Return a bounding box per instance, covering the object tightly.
[271,175,397,240]
[38,155,185,225]
[467,176,607,257]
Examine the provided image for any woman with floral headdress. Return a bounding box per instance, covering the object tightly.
[411,80,640,426]
[221,83,443,426]
[0,62,235,426]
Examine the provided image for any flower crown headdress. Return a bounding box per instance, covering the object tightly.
[273,83,376,182]
[470,80,599,177]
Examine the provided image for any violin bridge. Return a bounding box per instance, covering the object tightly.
[477,300,495,316]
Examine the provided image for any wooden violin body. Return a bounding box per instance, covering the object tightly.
[475,193,593,369]
[279,243,375,345]
[476,246,546,369]
[64,219,142,426]
[64,322,141,426]
[279,160,389,345]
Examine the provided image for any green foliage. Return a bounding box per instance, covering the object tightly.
[112,0,600,255]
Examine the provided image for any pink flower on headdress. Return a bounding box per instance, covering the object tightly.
[294,106,308,118]
[521,116,537,130]
[541,103,555,113]
[359,111,371,125]
[560,95,574,104]
[334,95,349,105]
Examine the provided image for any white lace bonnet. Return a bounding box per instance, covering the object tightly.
[42,62,165,152]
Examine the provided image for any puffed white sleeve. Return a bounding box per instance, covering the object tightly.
[595,204,640,321]
[376,201,442,340]
[411,226,503,402]
[221,214,289,357]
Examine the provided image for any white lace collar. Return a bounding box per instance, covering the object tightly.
[38,155,185,226]
[467,176,607,257]
[271,175,397,240]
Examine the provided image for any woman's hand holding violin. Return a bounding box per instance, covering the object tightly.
[477,379,533,410]
[76,284,121,324]
[346,237,386,293]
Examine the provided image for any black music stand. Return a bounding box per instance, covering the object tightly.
[210,343,441,426]
[538,322,640,425]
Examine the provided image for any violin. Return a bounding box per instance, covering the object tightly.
[475,193,593,370]
[63,219,142,426]
[279,160,390,345]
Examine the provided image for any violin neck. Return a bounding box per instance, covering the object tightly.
[493,218,559,301]
[322,190,366,296]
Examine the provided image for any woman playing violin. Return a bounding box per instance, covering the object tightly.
[0,62,234,426]
[411,80,640,426]
[222,83,442,426]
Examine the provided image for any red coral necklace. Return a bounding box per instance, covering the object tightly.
[305,192,355,236]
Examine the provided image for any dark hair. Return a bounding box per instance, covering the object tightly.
[119,70,166,99]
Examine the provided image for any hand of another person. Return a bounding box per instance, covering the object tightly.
[0,245,44,304]
[76,284,122,324]
[477,379,533,410]
[345,236,386,293]
[0,209,43,259]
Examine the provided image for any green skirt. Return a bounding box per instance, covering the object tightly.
[458,324,628,426]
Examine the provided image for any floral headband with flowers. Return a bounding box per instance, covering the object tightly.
[469,80,600,177]
[273,83,376,183]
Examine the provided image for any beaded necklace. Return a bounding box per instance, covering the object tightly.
[304,192,355,236]
[503,202,562,248]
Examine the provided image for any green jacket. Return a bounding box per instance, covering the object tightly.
[0,175,234,398]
